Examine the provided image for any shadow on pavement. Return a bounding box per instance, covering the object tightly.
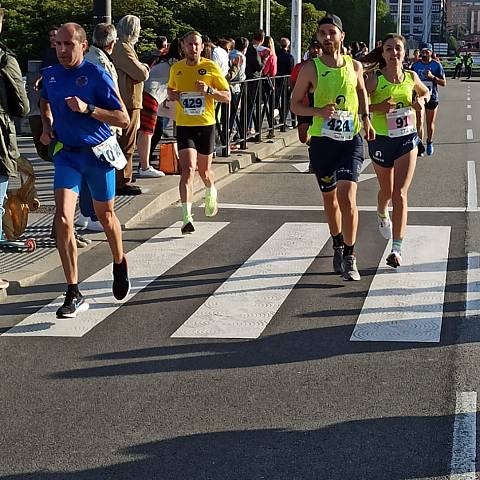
[0,413,460,479]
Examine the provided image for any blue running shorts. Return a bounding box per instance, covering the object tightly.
[308,133,364,192]
[53,149,115,202]
[368,133,419,168]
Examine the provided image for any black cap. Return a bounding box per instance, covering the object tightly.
[309,40,321,49]
[318,14,343,32]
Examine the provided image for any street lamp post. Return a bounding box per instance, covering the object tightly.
[93,0,111,25]
[260,0,264,30]
[266,0,271,36]
[291,0,302,65]
[369,0,377,50]
[397,0,403,35]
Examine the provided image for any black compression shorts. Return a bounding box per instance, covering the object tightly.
[176,125,216,155]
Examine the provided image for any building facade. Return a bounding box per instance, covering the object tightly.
[386,0,445,43]
[447,0,480,37]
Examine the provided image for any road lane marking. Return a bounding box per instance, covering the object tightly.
[350,226,451,342]
[467,115,472,121]
[467,97,471,101]
[467,129,474,140]
[467,104,472,109]
[467,253,480,318]
[467,161,478,211]
[360,158,371,173]
[293,163,309,173]
[218,203,473,212]
[171,223,330,338]
[2,222,229,337]
[449,391,477,479]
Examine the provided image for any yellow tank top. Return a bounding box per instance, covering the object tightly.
[370,70,415,136]
[308,55,361,138]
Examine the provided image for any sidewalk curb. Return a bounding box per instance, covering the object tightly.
[3,130,299,296]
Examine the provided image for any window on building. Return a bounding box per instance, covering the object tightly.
[413,26,423,34]
[402,25,411,34]
[414,5,423,13]
[402,4,411,12]
[390,5,398,13]
[402,14,411,23]
[413,16,423,24]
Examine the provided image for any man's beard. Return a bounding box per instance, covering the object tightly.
[321,42,338,55]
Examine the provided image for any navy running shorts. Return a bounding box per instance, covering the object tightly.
[368,133,419,168]
[425,99,439,110]
[308,133,364,192]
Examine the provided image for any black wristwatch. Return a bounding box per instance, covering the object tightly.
[361,112,371,120]
[206,86,214,95]
[86,103,96,116]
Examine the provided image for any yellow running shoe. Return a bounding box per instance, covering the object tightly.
[204,192,218,217]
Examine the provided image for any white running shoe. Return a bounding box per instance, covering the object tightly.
[75,213,89,229]
[86,218,104,232]
[137,166,165,178]
[377,213,392,240]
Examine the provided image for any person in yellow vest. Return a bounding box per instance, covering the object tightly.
[363,34,430,268]
[453,52,463,79]
[167,31,231,235]
[291,14,375,281]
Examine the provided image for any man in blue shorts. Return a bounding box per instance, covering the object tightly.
[40,23,131,318]
[411,43,446,156]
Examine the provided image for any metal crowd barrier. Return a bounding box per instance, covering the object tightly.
[215,74,292,157]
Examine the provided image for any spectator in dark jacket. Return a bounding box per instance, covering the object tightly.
[277,37,294,76]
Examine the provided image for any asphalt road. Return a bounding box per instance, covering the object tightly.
[0,78,479,479]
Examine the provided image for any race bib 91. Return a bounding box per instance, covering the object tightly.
[180,92,206,115]
[321,111,354,141]
[92,135,127,170]
[386,107,417,138]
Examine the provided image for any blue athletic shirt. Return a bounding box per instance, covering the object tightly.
[411,60,445,102]
[40,60,122,147]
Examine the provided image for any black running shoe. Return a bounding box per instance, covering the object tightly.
[417,140,425,157]
[56,290,89,318]
[113,256,131,300]
[333,246,344,273]
[181,221,195,235]
[386,250,402,268]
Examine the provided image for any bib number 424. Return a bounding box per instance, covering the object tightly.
[326,118,351,133]
[321,111,354,141]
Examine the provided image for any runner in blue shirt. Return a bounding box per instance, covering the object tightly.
[40,23,131,318]
[411,43,446,156]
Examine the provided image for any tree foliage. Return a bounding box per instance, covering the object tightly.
[0,0,391,71]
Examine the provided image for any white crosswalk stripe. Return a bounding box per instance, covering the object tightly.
[350,226,451,343]
[1,222,456,342]
[171,222,330,339]
[2,222,228,337]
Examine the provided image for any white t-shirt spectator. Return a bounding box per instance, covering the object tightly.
[212,46,229,76]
